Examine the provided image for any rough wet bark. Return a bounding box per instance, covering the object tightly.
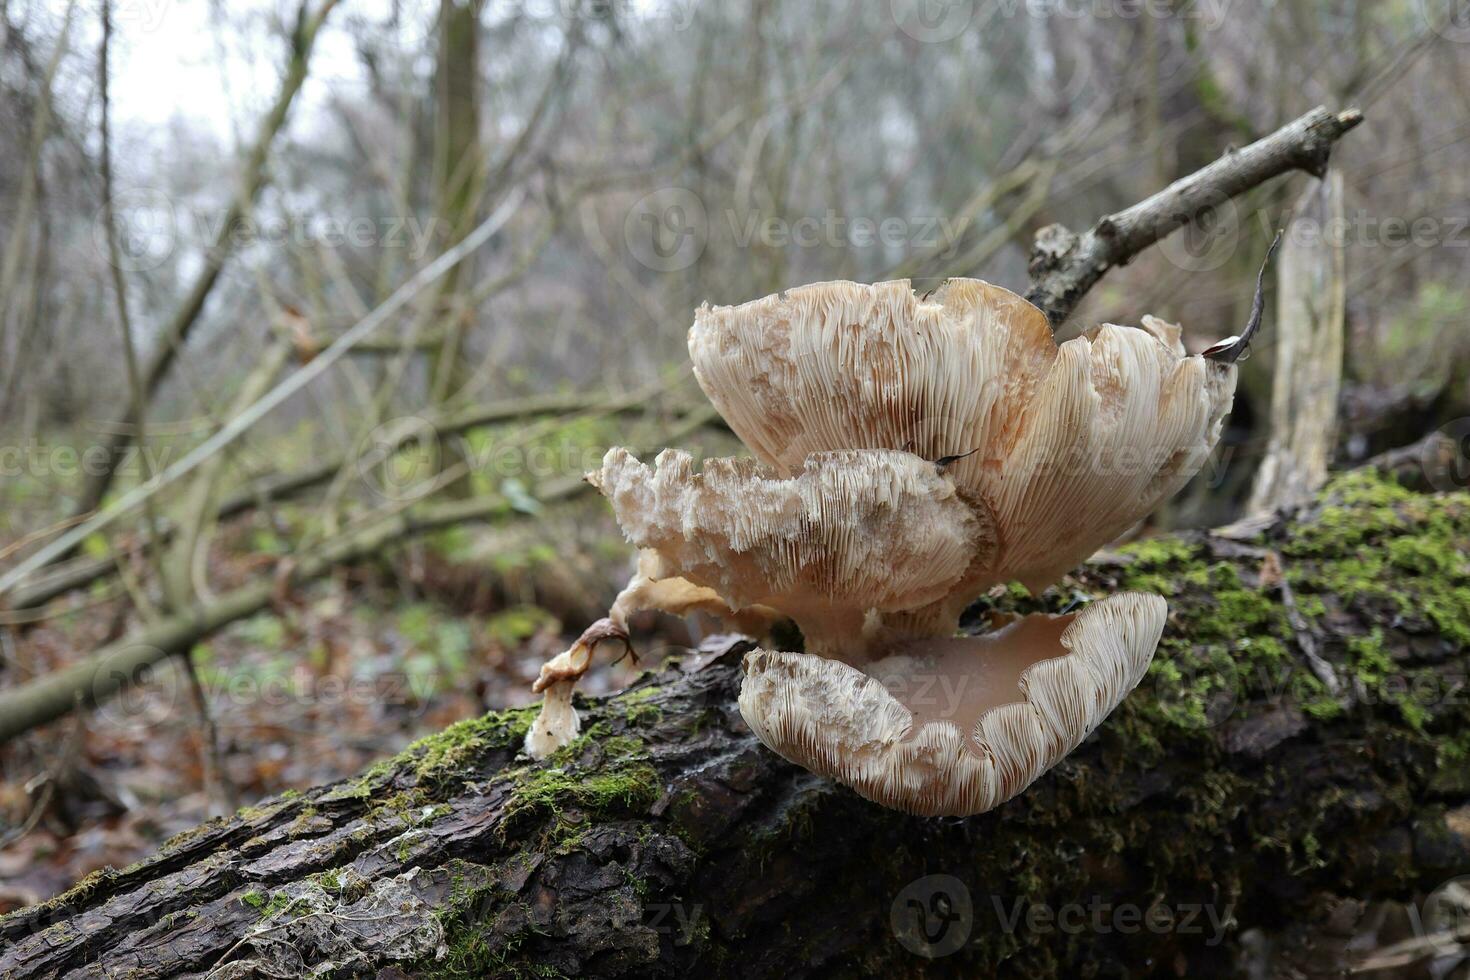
[3,468,1468,979]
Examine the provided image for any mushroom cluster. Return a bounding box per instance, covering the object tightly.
[526,278,1244,816]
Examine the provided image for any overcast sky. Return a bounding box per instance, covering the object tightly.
[101,0,410,143]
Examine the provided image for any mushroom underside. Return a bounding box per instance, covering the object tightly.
[737,593,1166,817]
[862,615,1073,746]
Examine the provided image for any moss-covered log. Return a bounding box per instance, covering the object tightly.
[3,469,1468,978]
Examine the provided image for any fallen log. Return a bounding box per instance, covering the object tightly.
[2,466,1466,978]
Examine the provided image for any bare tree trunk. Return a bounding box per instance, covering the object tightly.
[3,468,1466,978]
[1248,170,1348,514]
[425,0,486,498]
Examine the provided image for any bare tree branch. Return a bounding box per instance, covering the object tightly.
[0,405,720,743]
[68,0,342,522]
[1023,105,1364,327]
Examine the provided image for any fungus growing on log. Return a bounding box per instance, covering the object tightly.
[526,278,1248,816]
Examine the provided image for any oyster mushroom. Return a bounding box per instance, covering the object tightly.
[688,279,1238,609]
[590,447,993,661]
[738,593,1165,816]
[525,277,1246,816]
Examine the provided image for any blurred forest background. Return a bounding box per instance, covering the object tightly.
[0,0,1466,917]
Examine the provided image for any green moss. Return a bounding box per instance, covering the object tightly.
[1118,536,1200,566]
[1113,535,1206,598]
[6,866,122,927]
[1286,471,1470,656]
[155,818,225,854]
[612,686,666,728]
[337,704,541,802]
[233,802,287,822]
[507,756,661,819]
[407,706,540,783]
[417,859,572,980]
[241,888,303,920]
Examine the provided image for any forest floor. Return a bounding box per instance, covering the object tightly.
[0,493,692,911]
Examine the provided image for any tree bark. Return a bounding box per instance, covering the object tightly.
[3,468,1467,978]
[1247,170,1348,515]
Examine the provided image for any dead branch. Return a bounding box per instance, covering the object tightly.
[1023,105,1363,327]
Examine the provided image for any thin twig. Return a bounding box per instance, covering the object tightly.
[0,188,525,599]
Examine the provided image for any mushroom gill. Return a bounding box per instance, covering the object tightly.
[525,277,1244,818]
[689,278,1238,602]
[738,593,1166,816]
[590,447,995,660]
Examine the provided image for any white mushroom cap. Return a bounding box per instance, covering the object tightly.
[590,446,994,659]
[737,592,1166,816]
[690,280,1237,607]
